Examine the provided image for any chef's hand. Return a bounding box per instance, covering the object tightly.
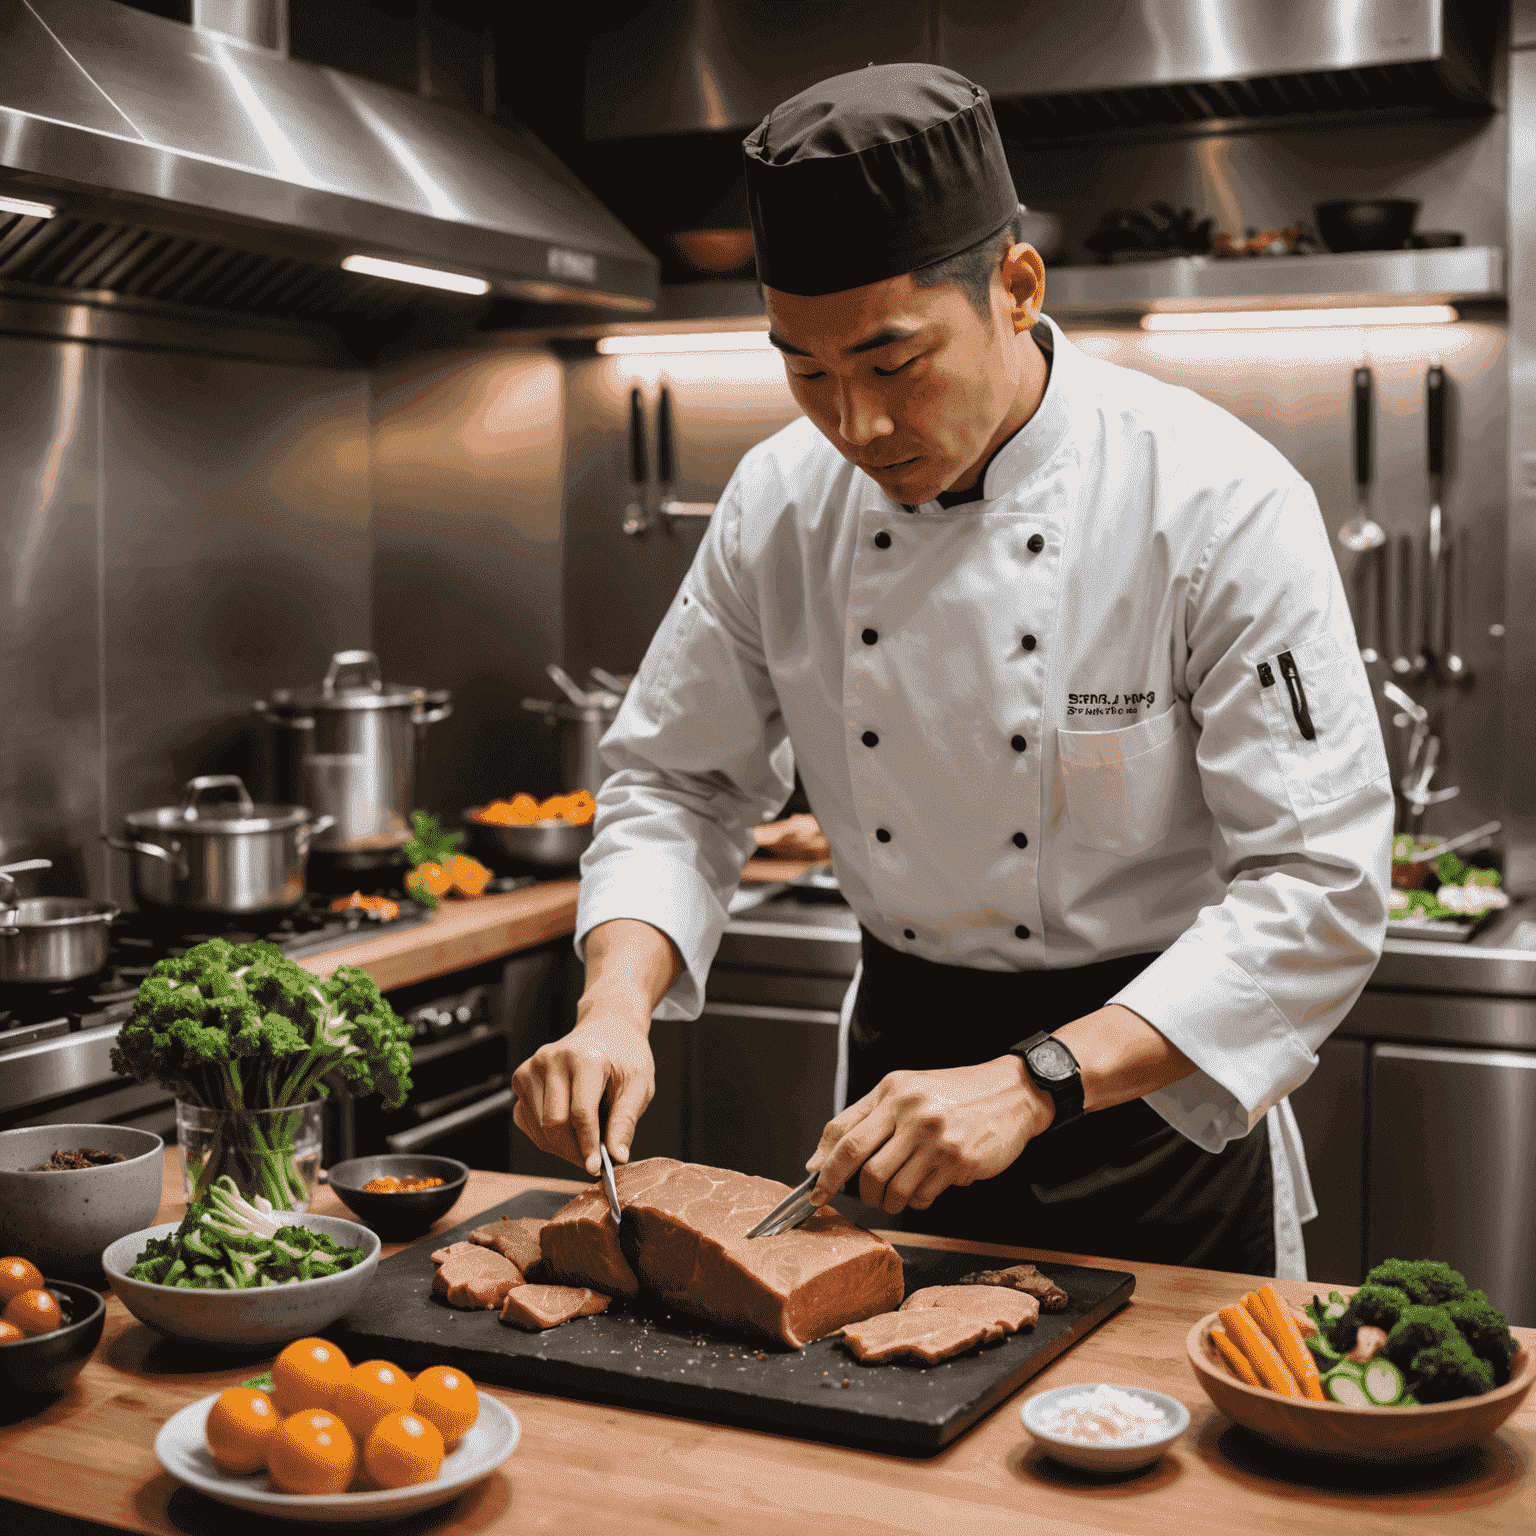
[805,1057,1055,1216]
[511,917,680,1178]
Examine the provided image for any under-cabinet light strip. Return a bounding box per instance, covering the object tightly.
[1141,305,1458,332]
[596,331,774,355]
[0,194,57,220]
[341,254,490,295]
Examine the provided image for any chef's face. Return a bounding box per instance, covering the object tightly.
[764,244,1045,505]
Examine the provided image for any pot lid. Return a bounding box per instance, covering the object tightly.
[269,649,430,712]
[124,777,311,834]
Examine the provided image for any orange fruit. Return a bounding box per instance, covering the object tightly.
[446,855,489,897]
[3,1287,60,1336]
[410,1365,478,1447]
[0,1256,43,1305]
[0,1320,23,1343]
[205,1388,280,1474]
[413,863,451,897]
[267,1409,357,1496]
[271,1336,352,1416]
[332,1359,414,1440]
[363,1411,444,1489]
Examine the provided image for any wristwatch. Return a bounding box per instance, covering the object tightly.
[1008,1031,1084,1129]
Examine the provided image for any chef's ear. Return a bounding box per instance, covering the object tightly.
[998,242,1045,334]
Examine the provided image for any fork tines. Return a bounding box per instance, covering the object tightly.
[744,1171,819,1240]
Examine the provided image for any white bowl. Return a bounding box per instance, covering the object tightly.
[0,1124,165,1283]
[1021,1383,1190,1473]
[103,1213,380,1351]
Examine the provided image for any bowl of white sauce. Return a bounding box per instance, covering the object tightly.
[1021,1383,1189,1472]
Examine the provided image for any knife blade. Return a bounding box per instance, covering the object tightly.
[597,1105,622,1226]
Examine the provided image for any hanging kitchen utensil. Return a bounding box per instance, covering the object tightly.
[1390,534,1418,677]
[1338,366,1386,553]
[1418,363,1447,679]
[621,387,652,537]
[254,650,451,869]
[655,382,715,529]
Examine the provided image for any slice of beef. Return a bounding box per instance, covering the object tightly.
[498,1284,611,1331]
[430,1240,478,1266]
[954,1262,1070,1311]
[431,1246,523,1309]
[540,1157,682,1299]
[469,1216,547,1278]
[619,1160,904,1348]
[840,1311,996,1365]
[899,1284,1040,1331]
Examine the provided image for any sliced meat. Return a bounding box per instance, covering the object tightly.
[900,1284,1040,1331]
[954,1262,1070,1312]
[499,1284,611,1331]
[540,1157,682,1300]
[430,1240,478,1266]
[841,1311,996,1365]
[618,1160,904,1348]
[431,1246,523,1309]
[469,1216,548,1279]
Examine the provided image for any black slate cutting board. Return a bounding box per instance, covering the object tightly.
[329,1191,1135,1455]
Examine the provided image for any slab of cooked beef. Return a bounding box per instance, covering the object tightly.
[432,1246,523,1309]
[468,1216,547,1278]
[954,1262,1070,1311]
[900,1284,1040,1331]
[498,1283,611,1331]
[430,1240,478,1265]
[842,1284,1039,1364]
[539,1157,681,1300]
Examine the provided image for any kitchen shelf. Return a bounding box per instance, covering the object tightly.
[1046,245,1505,316]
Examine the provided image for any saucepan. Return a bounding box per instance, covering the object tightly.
[0,860,119,984]
[105,776,333,916]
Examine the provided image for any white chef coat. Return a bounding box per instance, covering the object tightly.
[576,314,1394,1168]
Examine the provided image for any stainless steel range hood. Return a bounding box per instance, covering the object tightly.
[0,0,656,328]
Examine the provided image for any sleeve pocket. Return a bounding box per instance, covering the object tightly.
[1256,631,1389,807]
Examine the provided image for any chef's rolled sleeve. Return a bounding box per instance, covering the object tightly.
[574,478,794,1019]
[1111,478,1395,1151]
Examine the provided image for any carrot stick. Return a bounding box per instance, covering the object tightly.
[1255,1283,1326,1401]
[1219,1304,1302,1397]
[1211,1325,1262,1388]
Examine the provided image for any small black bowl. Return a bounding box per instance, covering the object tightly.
[1314,199,1419,253]
[0,1279,106,1399]
[324,1155,469,1240]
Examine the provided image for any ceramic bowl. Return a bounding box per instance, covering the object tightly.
[0,1124,165,1283]
[1314,198,1419,253]
[102,1213,379,1351]
[1021,1383,1190,1472]
[0,1279,106,1399]
[323,1155,468,1240]
[1188,1311,1534,1462]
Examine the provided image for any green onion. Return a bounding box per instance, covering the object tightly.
[1362,1358,1407,1405]
[1325,1369,1372,1408]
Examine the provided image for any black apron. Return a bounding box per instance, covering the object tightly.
[848,928,1276,1275]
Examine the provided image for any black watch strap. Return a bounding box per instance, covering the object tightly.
[1008,1030,1085,1128]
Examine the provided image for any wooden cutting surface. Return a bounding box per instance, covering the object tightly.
[2,1152,1532,1536]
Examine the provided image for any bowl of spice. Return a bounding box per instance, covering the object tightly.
[1021,1383,1190,1472]
[323,1155,468,1240]
[0,1124,165,1284]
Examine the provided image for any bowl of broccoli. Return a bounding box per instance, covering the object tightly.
[102,1177,380,1351]
[1187,1259,1532,1463]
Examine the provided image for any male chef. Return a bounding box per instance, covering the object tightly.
[513,63,1394,1276]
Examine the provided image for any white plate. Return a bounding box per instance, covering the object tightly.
[1021,1383,1189,1473]
[154,1391,520,1523]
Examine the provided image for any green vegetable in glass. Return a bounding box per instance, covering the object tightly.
[111,938,412,1209]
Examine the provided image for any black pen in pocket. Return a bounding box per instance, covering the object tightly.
[1276,650,1316,741]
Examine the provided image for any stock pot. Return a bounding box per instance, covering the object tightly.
[106,776,332,915]
[255,650,452,868]
[0,861,118,983]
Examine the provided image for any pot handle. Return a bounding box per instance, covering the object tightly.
[181,775,256,819]
[323,649,383,697]
[301,814,336,844]
[252,700,315,729]
[415,690,453,728]
[103,835,190,879]
[0,858,52,907]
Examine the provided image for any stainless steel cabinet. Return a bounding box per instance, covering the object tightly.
[1367,1043,1536,1325]
[1287,1038,1367,1286]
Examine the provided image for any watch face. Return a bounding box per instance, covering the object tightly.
[1028,1039,1077,1082]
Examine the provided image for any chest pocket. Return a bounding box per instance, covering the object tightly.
[1057,704,1194,857]
[1257,631,1389,808]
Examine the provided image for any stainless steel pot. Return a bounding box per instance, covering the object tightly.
[521,663,625,798]
[255,650,452,862]
[0,897,120,983]
[105,776,333,915]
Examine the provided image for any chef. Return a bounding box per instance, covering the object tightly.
[513,63,1394,1277]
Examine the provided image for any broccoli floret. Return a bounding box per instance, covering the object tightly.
[1385,1304,1460,1371]
[1409,1334,1494,1402]
[1327,1282,1412,1351]
[1442,1291,1519,1386]
[1365,1258,1469,1305]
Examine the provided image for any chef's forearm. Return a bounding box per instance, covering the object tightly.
[1053,1004,1197,1113]
[578,918,685,1033]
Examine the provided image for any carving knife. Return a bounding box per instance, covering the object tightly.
[597,1103,622,1225]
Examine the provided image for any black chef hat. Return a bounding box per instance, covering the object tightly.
[743,62,1019,298]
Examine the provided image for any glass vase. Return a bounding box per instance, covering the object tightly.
[176,1098,323,1213]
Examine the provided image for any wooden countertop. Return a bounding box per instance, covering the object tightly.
[292,858,826,992]
[3,1152,1533,1536]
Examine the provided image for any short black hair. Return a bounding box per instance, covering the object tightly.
[912,207,1028,320]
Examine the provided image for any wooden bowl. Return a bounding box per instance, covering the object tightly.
[1187,1311,1534,1463]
